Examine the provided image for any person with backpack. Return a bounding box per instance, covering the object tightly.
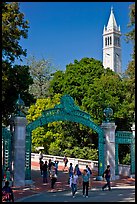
[102,165,111,191]
[2,181,14,202]
[74,164,81,177]
[86,164,92,188]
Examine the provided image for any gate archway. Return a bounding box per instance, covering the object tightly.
[26,94,105,180]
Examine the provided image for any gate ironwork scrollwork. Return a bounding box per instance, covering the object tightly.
[115,131,135,175]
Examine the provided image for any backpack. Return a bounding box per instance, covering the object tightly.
[102,172,105,178]
[88,167,92,175]
[77,168,82,176]
[2,191,12,202]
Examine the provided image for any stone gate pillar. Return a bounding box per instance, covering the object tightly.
[13,116,27,186]
[101,122,117,180]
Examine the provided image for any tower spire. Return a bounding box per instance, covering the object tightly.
[107,6,118,30]
[103,7,122,74]
[111,6,113,13]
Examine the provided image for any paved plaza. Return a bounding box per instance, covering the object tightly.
[15,186,135,202]
[11,161,135,202]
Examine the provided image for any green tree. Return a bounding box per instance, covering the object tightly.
[2,2,34,125]
[27,56,56,99]
[2,2,29,62]
[50,57,132,129]
[49,58,105,105]
[125,3,135,59]
[121,3,135,126]
[2,63,34,125]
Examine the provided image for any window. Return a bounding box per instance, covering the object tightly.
[105,38,107,46]
[110,36,112,45]
[117,38,120,46]
[108,37,109,45]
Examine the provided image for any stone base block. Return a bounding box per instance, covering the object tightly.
[96,176,103,181]
[25,180,34,185]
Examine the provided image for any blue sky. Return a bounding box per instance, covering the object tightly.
[18,2,134,73]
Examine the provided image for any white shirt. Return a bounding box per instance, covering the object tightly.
[69,175,78,187]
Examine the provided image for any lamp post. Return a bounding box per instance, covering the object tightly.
[15,94,25,117]
[103,107,113,122]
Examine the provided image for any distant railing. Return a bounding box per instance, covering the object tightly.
[31,153,98,171]
[31,153,131,176]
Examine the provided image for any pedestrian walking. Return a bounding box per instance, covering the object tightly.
[82,169,90,198]
[43,161,48,183]
[63,155,68,171]
[39,151,43,163]
[48,159,52,177]
[50,164,57,189]
[68,163,73,184]
[70,170,79,198]
[74,164,81,176]
[5,167,11,182]
[40,160,44,176]
[102,165,111,191]
[86,164,92,188]
[2,180,14,202]
[54,160,59,175]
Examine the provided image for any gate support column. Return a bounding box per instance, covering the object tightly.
[13,116,27,186]
[101,122,117,180]
[131,123,135,177]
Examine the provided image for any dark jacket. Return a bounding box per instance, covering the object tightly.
[104,169,111,178]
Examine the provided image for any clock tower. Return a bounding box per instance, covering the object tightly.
[103,7,122,74]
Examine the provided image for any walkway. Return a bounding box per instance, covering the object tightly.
[12,161,135,202]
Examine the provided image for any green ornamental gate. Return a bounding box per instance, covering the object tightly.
[2,127,12,172]
[115,131,135,175]
[26,94,105,180]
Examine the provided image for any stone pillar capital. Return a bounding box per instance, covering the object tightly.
[101,122,117,130]
[14,116,28,126]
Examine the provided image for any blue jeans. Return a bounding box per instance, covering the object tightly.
[71,183,77,196]
[102,177,111,190]
[43,171,48,183]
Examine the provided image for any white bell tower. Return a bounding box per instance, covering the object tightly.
[103,7,122,74]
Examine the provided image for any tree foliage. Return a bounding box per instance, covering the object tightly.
[27,56,56,99]
[2,2,34,125]
[2,2,29,62]
[125,3,135,59]
[122,2,135,127]
[49,58,133,129]
[2,63,34,125]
